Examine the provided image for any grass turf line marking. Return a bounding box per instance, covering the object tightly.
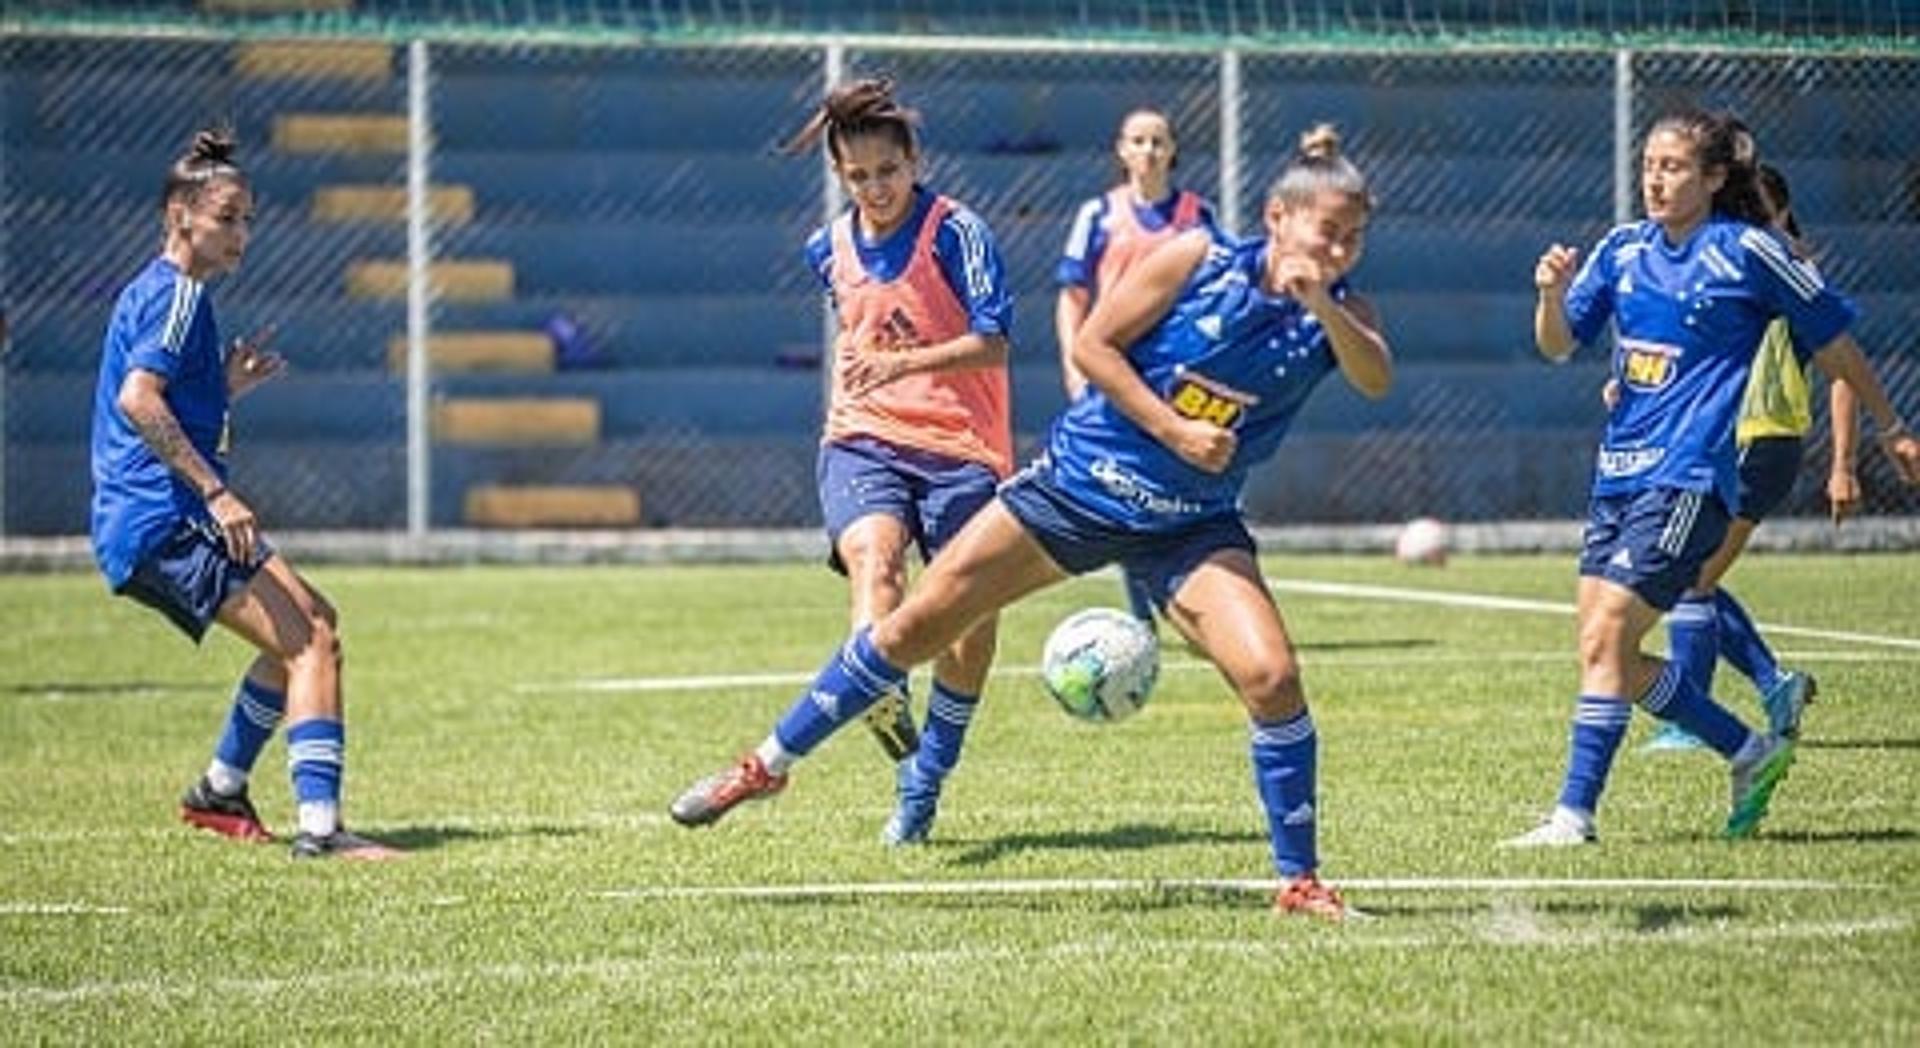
[1268,578,1920,651]
[593,875,1856,902]
[3,917,1905,1006]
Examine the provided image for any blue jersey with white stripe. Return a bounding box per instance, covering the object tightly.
[804,186,1014,337]
[90,256,229,588]
[1563,215,1855,512]
[1041,234,1344,531]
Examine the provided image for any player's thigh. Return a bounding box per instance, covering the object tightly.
[1165,546,1301,708]
[215,554,327,661]
[880,501,1063,665]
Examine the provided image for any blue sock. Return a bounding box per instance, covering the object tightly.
[1638,659,1753,759]
[773,627,907,757]
[1250,711,1318,878]
[1122,569,1156,625]
[1667,593,1720,696]
[911,681,979,786]
[1714,588,1780,693]
[1556,696,1632,816]
[214,677,285,774]
[286,719,344,806]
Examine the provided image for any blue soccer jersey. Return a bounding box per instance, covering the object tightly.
[1563,215,1855,512]
[803,186,1014,337]
[1041,234,1345,531]
[90,256,230,588]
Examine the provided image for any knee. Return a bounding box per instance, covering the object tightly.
[288,614,341,670]
[1238,662,1306,721]
[1577,614,1625,672]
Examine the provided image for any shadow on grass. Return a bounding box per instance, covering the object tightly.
[3,680,219,699]
[1756,826,1917,845]
[948,821,1265,868]
[1800,737,1920,752]
[1294,638,1440,653]
[367,823,588,852]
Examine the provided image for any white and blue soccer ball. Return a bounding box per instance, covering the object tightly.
[1040,607,1159,723]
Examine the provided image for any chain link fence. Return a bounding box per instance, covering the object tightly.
[4,27,1916,535]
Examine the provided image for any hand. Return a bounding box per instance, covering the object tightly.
[842,346,911,397]
[207,487,261,566]
[1164,416,1237,474]
[1535,244,1581,293]
[225,326,286,399]
[1881,430,1920,485]
[1826,469,1861,525]
[1601,377,1620,411]
[1273,253,1331,308]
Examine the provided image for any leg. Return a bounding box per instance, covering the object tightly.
[1644,517,1757,753]
[215,556,394,859]
[670,501,1064,828]
[1162,547,1343,920]
[885,613,999,845]
[835,513,922,760]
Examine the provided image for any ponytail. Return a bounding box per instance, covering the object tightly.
[781,76,919,163]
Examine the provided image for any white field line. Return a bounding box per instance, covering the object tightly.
[520,646,1917,696]
[3,915,1906,1006]
[592,875,1858,902]
[1268,578,1920,651]
[0,903,130,916]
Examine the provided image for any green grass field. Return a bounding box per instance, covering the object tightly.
[3,553,1917,1043]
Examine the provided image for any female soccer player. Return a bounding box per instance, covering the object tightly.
[89,129,397,860]
[1642,163,1868,753]
[781,78,1017,835]
[1056,107,1220,626]
[673,126,1391,921]
[1509,112,1920,847]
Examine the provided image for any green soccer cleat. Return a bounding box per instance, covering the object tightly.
[1725,733,1795,839]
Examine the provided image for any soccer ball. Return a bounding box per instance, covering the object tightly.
[1040,607,1159,723]
[1394,516,1450,566]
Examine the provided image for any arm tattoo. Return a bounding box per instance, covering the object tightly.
[125,397,214,486]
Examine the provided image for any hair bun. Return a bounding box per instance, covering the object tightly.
[1298,123,1342,162]
[190,128,237,166]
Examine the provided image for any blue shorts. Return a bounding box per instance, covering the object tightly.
[115,516,267,642]
[817,436,1000,573]
[1736,436,1803,523]
[998,464,1254,612]
[1577,486,1731,611]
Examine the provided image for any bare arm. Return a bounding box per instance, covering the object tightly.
[1274,255,1391,399]
[1827,377,1861,523]
[1810,333,1920,485]
[1072,230,1237,473]
[840,331,1009,397]
[1533,244,1581,362]
[117,369,261,563]
[1054,285,1091,399]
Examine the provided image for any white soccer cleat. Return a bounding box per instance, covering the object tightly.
[1499,806,1597,849]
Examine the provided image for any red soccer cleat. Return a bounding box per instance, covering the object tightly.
[179,777,273,842]
[669,754,789,828]
[1273,873,1349,922]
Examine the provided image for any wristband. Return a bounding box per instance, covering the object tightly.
[203,484,228,502]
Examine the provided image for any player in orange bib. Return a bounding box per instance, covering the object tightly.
[1056,108,1219,626]
[782,77,1017,843]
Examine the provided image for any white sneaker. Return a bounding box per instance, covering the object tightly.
[1499,806,1597,848]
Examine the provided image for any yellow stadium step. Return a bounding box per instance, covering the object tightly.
[204,0,352,11]
[346,259,513,302]
[312,184,475,224]
[273,113,408,154]
[464,485,642,528]
[386,332,553,374]
[432,398,600,446]
[234,41,392,80]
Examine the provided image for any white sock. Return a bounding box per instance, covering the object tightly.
[205,759,248,796]
[755,736,798,777]
[297,800,340,837]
